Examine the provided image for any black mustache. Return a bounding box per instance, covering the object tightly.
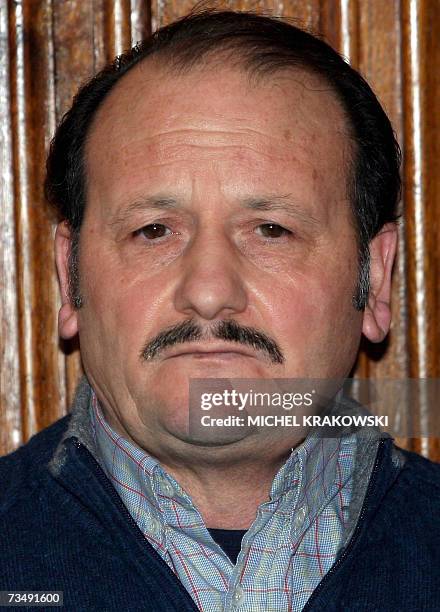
[140,319,284,364]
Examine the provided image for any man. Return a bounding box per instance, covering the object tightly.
[1,8,439,611]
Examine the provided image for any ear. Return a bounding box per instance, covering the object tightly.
[362,223,398,343]
[54,221,79,339]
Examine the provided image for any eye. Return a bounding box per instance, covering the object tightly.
[135,223,172,240]
[255,223,292,239]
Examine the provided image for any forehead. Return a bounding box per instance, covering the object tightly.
[85,58,353,218]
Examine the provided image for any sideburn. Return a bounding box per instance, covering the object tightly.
[68,228,84,309]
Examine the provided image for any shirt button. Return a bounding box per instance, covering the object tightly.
[233,585,245,606]
[294,505,306,529]
[162,481,174,496]
[149,517,161,536]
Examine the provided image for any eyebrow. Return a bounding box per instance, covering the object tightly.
[108,193,320,229]
[108,196,179,229]
[243,195,321,227]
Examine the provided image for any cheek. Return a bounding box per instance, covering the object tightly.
[77,254,148,366]
[263,258,361,369]
[80,238,152,324]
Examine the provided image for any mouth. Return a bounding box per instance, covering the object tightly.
[163,345,257,361]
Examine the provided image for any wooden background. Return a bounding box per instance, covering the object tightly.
[1,0,439,458]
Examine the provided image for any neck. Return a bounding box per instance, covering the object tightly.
[159,449,292,529]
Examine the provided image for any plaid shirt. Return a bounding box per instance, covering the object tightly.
[91,392,356,611]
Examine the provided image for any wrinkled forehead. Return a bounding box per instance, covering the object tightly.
[88,54,352,141]
[84,56,354,219]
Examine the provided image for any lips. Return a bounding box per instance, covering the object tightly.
[163,345,256,360]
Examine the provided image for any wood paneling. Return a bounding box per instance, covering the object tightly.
[0,0,21,454]
[401,0,440,457]
[1,0,439,459]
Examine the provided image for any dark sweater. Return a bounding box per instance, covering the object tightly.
[1,413,440,611]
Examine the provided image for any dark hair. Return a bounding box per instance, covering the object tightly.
[45,8,401,310]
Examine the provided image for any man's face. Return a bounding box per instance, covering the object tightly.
[57,60,366,461]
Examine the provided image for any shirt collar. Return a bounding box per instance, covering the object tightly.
[90,389,354,542]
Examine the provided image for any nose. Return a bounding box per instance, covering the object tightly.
[173,228,248,321]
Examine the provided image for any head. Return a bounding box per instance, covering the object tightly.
[47,9,400,465]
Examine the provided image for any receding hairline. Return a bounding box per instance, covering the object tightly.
[84,48,357,207]
[88,43,354,127]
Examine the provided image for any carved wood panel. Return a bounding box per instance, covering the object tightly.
[1,0,439,458]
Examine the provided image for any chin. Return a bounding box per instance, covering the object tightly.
[164,425,250,448]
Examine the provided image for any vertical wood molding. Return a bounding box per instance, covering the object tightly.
[130,0,151,45]
[103,0,132,60]
[7,0,67,442]
[0,0,22,454]
[402,0,440,457]
[339,0,359,66]
[8,0,36,442]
